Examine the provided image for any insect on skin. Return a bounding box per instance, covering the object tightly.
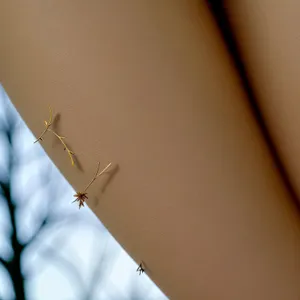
[72,192,88,209]
[34,106,75,166]
[72,162,112,209]
[136,262,145,275]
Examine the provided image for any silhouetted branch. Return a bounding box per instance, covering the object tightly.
[23,217,49,248]
[0,113,29,299]
[0,257,9,271]
[0,181,26,300]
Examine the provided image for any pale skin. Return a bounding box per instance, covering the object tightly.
[35,107,112,209]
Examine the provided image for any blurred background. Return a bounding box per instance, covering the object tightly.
[0,85,167,300]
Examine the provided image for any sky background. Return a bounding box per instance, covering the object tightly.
[0,85,167,300]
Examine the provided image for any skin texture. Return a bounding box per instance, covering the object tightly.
[225,0,300,205]
[1,1,300,299]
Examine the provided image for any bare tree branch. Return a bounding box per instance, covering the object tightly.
[22,217,49,248]
[0,257,9,271]
[23,210,101,251]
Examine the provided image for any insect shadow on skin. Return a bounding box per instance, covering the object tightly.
[92,164,120,207]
